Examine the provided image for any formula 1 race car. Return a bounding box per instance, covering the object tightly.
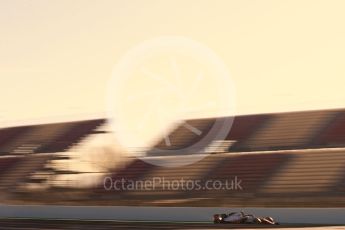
[213,212,279,225]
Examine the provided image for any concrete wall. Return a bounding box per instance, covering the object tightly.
[0,205,344,225]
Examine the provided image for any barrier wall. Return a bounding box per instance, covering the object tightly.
[0,205,344,225]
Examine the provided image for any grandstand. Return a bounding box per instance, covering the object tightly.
[0,109,345,209]
[148,109,345,156]
[0,119,106,199]
[0,119,105,155]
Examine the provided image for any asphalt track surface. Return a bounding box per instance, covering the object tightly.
[0,219,344,230]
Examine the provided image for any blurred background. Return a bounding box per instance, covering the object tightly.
[0,109,345,208]
[1,0,345,228]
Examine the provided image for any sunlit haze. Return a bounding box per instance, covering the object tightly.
[1,0,345,127]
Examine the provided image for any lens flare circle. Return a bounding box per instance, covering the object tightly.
[107,36,236,167]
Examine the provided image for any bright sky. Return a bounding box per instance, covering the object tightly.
[1,0,345,126]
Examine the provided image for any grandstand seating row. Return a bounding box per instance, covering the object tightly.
[1,108,345,156]
[9,148,344,207]
[151,108,345,154]
[0,119,105,154]
[98,149,345,200]
[0,154,55,191]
